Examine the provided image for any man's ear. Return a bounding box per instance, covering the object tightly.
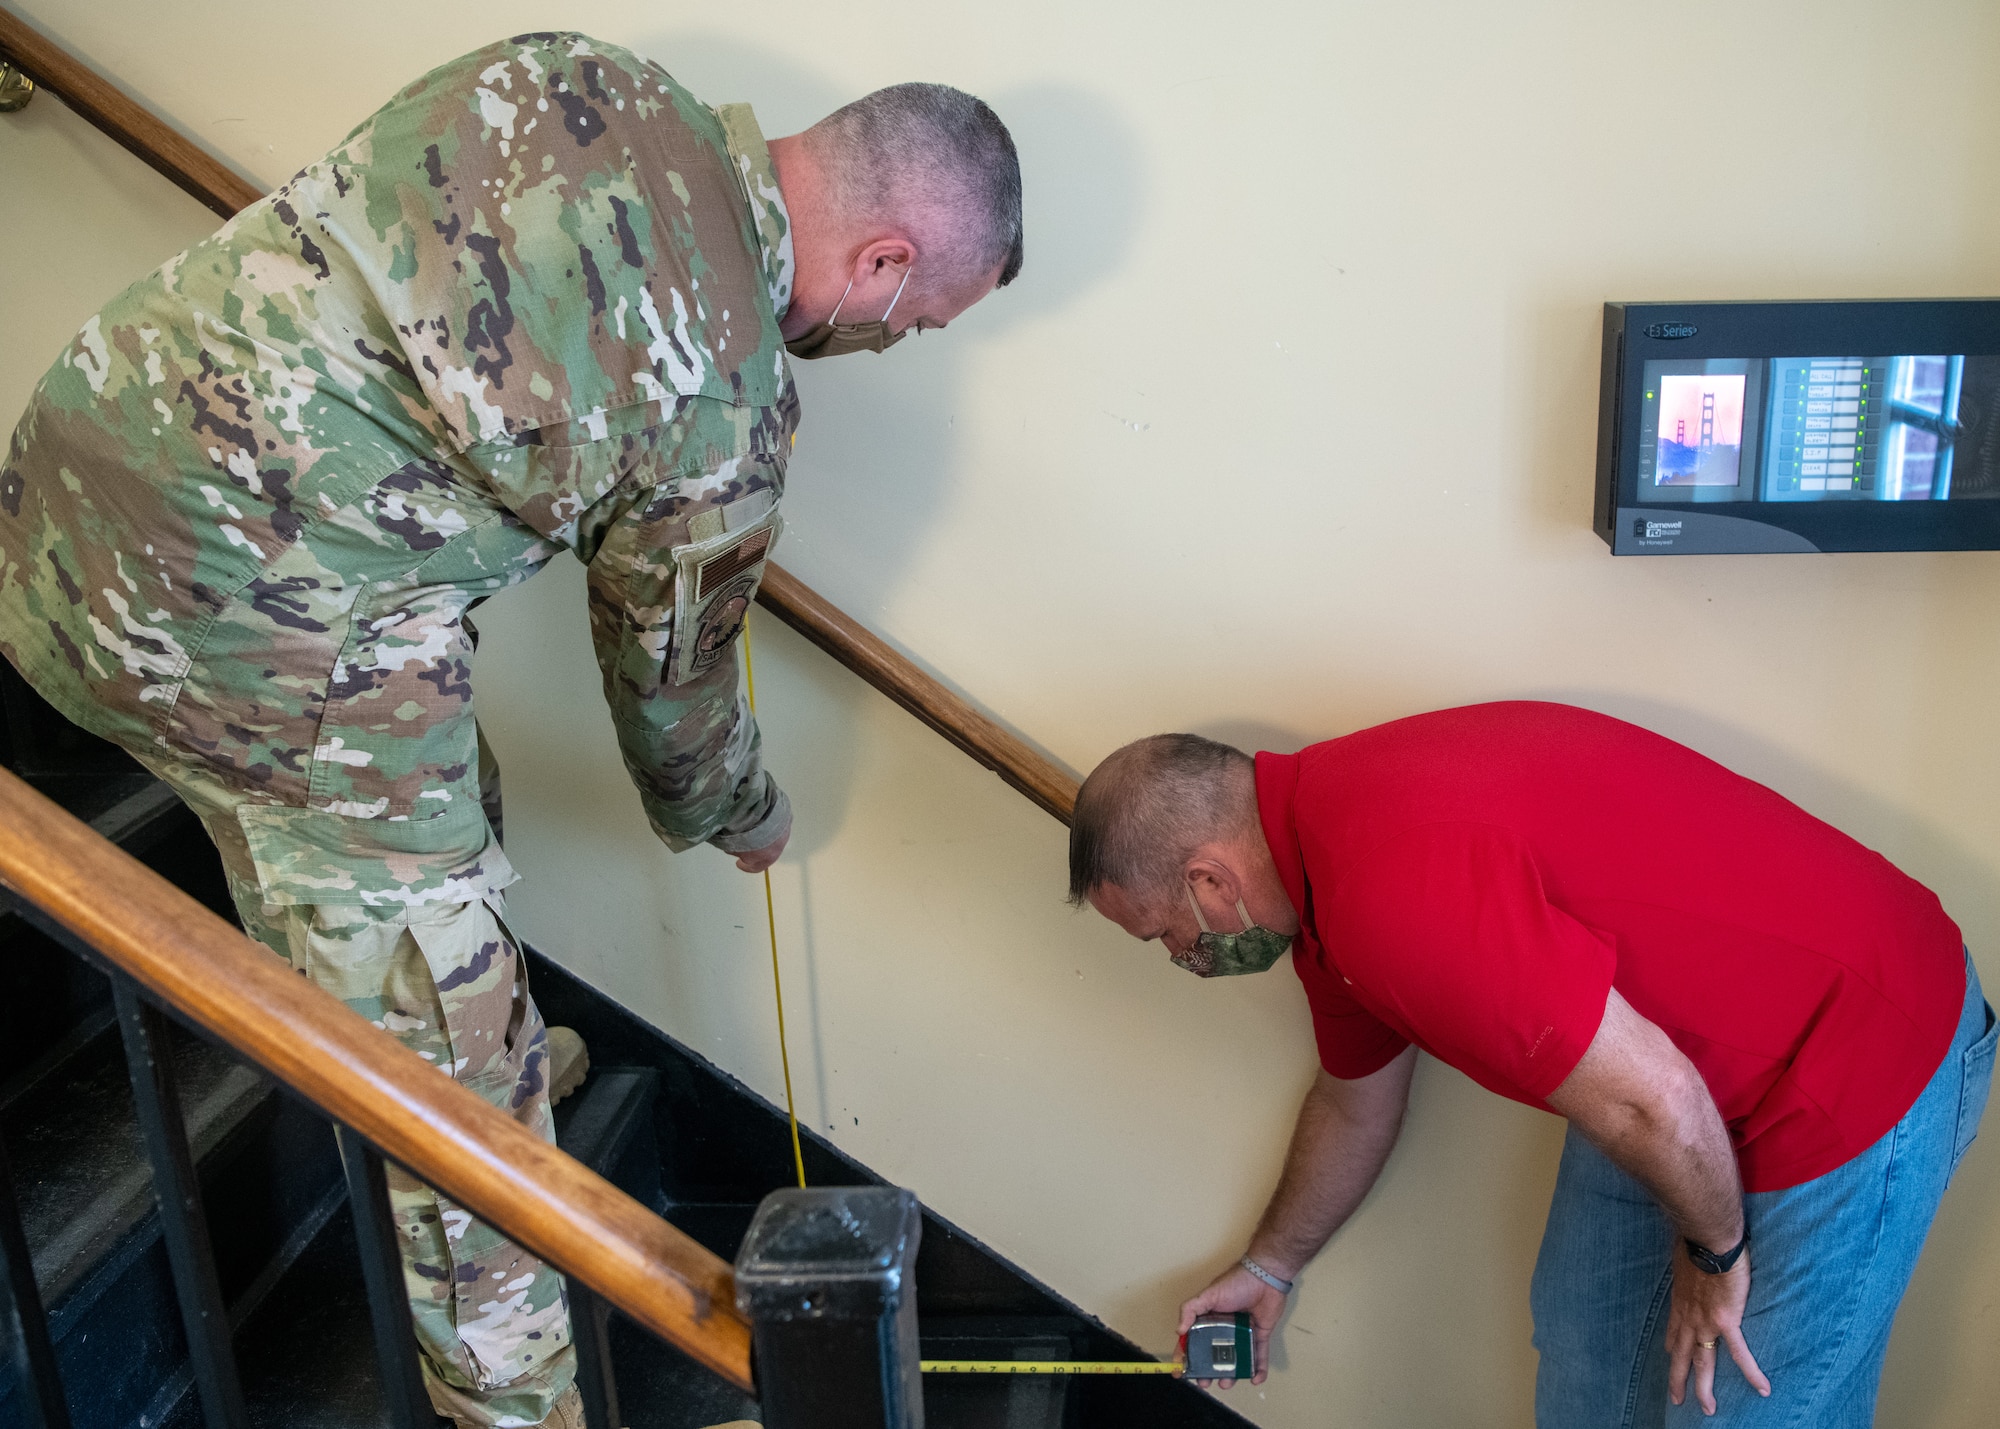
[845,235,915,290]
[1183,852,1242,904]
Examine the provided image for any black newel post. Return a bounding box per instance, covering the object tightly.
[734,1186,923,1429]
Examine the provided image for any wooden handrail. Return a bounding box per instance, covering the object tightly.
[756,566,1077,822]
[0,7,1080,826]
[0,766,756,1392]
[0,10,259,219]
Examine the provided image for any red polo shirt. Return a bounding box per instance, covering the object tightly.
[1257,701,1965,1192]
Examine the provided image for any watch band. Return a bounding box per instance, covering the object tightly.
[1683,1233,1749,1275]
[1240,1255,1294,1295]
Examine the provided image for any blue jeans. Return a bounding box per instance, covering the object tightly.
[1531,956,1996,1428]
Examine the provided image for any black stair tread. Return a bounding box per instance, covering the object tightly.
[154,1200,394,1429]
[177,1197,768,1429]
[16,769,160,827]
[0,771,232,1089]
[77,775,188,853]
[0,776,189,938]
[660,1202,758,1263]
[4,1016,272,1304]
[1,658,146,789]
[920,1325,1074,1429]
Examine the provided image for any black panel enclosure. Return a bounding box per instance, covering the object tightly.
[1595,299,2000,554]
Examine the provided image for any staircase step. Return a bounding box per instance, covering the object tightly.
[0,697,1247,1426]
[922,1318,1081,1429]
[154,1064,764,1429]
[152,1201,401,1429]
[0,1013,344,1429]
[6,1016,267,1303]
[0,659,143,784]
[0,776,234,1089]
[0,759,345,1429]
[526,954,1252,1428]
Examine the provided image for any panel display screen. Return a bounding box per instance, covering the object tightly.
[1635,355,2000,505]
[1596,302,2000,553]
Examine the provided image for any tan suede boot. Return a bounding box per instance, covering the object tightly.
[542,1385,587,1429]
[547,1026,590,1106]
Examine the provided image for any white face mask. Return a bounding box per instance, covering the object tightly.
[783,267,913,359]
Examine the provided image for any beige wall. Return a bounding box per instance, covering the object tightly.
[6,3,2000,1424]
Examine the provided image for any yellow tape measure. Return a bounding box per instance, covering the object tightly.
[741,624,1232,1383]
[740,619,807,1191]
[744,619,1216,1385]
[921,1360,1184,1376]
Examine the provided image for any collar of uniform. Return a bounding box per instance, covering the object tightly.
[716,103,795,321]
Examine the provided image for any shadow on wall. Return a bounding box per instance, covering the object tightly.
[777,74,1149,638]
[1063,725,1319,794]
[1531,688,2000,928]
[640,30,1147,857]
[1511,294,1612,537]
[1190,720,1320,758]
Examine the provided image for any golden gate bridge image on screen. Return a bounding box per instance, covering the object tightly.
[1656,374,1745,486]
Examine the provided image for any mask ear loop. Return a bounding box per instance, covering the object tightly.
[824,275,857,326]
[1184,882,1214,935]
[825,264,912,330]
[1233,900,1257,933]
[879,264,914,325]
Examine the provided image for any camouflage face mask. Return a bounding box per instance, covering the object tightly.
[784,266,913,359]
[1172,884,1294,978]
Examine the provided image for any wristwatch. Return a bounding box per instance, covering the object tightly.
[1683,1232,1748,1275]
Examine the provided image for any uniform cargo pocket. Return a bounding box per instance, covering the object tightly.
[235,797,515,907]
[668,499,782,687]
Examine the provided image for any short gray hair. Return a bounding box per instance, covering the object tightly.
[809,83,1023,288]
[1068,734,1256,905]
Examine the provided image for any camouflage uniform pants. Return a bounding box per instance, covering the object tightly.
[144,761,575,1427]
[261,898,575,1426]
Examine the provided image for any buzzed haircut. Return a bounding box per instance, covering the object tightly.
[809,83,1024,288]
[1068,734,1257,906]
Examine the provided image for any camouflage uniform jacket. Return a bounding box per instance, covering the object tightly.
[0,32,800,907]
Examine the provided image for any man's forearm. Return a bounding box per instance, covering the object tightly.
[612,680,771,852]
[1588,1067,1744,1250]
[1248,1055,1413,1278]
[1547,992,1746,1252]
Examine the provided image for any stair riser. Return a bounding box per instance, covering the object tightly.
[0,1094,343,1429]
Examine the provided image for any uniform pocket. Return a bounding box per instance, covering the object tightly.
[667,496,782,687]
[1953,999,1998,1178]
[235,797,515,907]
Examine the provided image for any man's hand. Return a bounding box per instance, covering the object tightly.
[1666,1248,1770,1415]
[1547,990,1773,1414]
[1168,1053,1414,1390]
[733,824,789,873]
[1178,1262,1286,1388]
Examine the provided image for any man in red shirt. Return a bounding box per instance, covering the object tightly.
[1071,703,1995,1425]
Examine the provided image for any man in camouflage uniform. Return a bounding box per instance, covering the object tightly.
[0,32,1021,1428]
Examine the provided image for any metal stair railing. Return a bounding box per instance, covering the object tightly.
[0,761,933,1427]
[0,764,765,1428]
